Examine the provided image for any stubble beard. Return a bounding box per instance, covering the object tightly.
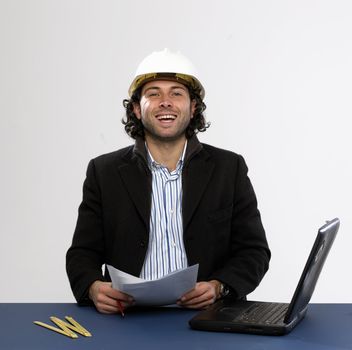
[142,110,193,143]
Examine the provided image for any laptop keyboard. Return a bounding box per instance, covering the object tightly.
[235,303,289,325]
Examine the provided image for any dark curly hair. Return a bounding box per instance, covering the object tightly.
[122,85,209,139]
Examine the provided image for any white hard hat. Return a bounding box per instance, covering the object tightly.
[128,48,205,99]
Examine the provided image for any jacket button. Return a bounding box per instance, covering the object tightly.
[140,241,146,247]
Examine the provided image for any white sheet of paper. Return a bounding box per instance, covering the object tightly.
[106,264,199,306]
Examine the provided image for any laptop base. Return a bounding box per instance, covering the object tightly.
[189,299,306,335]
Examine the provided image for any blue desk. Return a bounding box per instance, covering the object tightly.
[1,303,351,349]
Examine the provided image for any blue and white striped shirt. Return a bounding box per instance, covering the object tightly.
[139,143,188,280]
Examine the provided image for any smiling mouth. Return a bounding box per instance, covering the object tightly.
[156,114,177,121]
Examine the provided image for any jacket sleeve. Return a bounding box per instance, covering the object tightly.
[66,159,106,305]
[209,155,271,298]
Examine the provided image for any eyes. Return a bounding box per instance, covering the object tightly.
[145,89,186,98]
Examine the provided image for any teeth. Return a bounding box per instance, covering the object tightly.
[157,114,176,120]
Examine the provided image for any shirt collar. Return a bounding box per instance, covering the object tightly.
[146,140,188,172]
[133,134,203,167]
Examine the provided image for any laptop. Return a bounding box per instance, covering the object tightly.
[189,218,340,335]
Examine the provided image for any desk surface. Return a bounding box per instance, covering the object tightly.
[1,303,351,350]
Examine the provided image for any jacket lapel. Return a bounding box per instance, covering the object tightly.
[182,150,214,230]
[118,157,151,230]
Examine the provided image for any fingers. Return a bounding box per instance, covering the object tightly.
[89,281,134,314]
[177,282,218,309]
[89,280,219,313]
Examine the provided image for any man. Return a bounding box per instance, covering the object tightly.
[66,49,270,314]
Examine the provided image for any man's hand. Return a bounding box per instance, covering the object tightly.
[177,280,221,309]
[89,280,134,314]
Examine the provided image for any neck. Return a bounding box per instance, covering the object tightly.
[145,136,187,172]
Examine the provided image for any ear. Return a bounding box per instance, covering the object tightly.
[133,102,141,119]
[190,99,196,119]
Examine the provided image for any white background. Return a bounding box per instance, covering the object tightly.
[1,0,351,303]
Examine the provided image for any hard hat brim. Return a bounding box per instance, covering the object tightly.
[128,72,205,99]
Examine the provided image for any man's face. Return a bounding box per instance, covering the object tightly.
[133,80,196,143]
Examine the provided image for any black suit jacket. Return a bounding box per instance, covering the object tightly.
[66,136,270,304]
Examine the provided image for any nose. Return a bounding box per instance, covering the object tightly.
[159,98,173,108]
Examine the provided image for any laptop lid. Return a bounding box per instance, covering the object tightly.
[284,218,339,323]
